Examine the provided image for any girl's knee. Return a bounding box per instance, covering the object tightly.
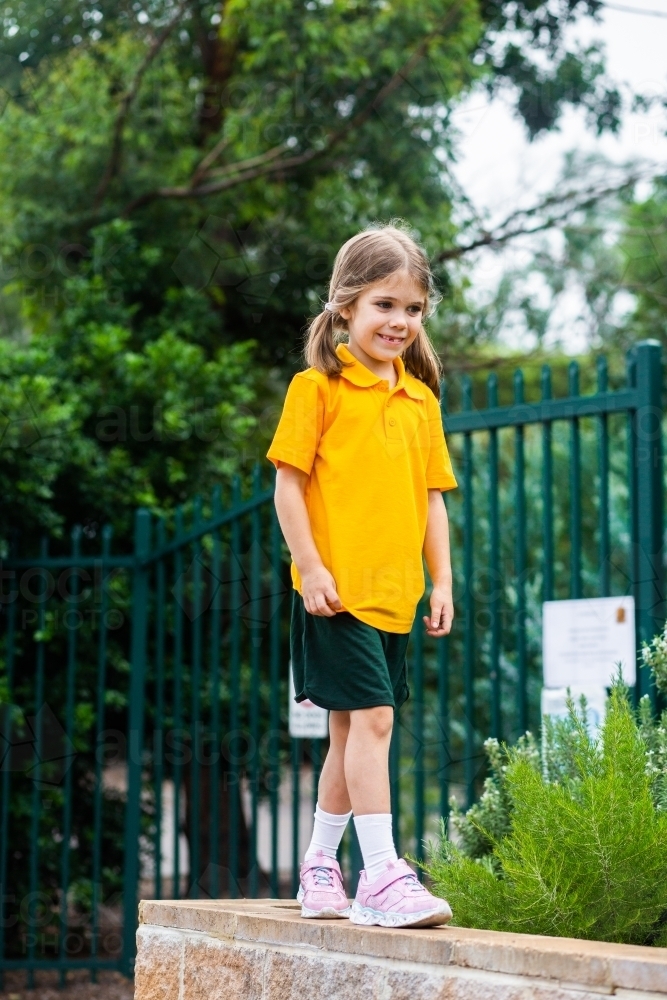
[352,705,394,741]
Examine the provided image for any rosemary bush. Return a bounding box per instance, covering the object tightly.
[423,626,667,945]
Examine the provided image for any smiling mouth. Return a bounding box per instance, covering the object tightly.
[377,334,405,345]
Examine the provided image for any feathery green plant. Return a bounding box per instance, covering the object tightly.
[423,644,667,945]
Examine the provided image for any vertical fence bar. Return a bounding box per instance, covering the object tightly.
[269,500,282,898]
[209,486,223,899]
[437,379,450,824]
[487,373,501,740]
[461,375,475,807]
[153,523,166,902]
[597,357,611,597]
[634,340,664,703]
[28,536,48,988]
[121,510,151,977]
[249,466,262,898]
[229,478,242,897]
[541,367,554,604]
[626,351,639,703]
[413,598,425,870]
[514,371,527,736]
[172,509,184,901]
[569,361,582,599]
[437,635,449,824]
[190,498,203,899]
[291,737,301,898]
[0,549,17,991]
[59,527,81,986]
[91,526,112,978]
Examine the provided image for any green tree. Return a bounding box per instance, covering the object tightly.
[0,0,624,544]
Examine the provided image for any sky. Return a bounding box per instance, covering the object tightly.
[446,0,667,351]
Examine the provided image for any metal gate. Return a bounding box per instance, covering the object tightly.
[0,339,662,982]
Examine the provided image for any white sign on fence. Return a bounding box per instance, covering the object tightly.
[288,661,329,739]
[542,595,636,689]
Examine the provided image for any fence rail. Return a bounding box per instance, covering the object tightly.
[0,339,663,984]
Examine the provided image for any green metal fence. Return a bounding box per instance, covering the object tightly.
[0,339,663,983]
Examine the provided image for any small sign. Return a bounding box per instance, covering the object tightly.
[288,661,329,739]
[542,596,636,689]
[541,686,607,739]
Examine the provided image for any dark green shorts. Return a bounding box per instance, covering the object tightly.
[290,590,411,712]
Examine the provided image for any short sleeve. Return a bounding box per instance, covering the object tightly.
[424,389,457,491]
[266,373,323,476]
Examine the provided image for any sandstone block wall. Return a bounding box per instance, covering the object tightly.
[135,898,667,1000]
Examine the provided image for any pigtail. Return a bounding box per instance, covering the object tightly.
[404,326,443,401]
[303,309,345,377]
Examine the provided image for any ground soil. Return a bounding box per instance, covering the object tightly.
[0,970,133,1000]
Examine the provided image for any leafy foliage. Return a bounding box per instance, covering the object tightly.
[0,220,267,545]
[0,1,628,545]
[423,663,667,945]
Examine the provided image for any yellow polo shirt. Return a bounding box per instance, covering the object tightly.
[266,341,457,633]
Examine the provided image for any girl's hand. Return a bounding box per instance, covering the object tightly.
[422,586,454,637]
[301,566,343,617]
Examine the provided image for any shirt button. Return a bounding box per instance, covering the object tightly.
[389,417,396,426]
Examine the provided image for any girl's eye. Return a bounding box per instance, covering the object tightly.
[375,301,423,313]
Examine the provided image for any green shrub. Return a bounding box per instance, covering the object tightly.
[422,632,667,945]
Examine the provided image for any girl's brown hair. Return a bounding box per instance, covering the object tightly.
[303,221,443,399]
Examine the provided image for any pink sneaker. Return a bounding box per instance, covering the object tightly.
[297,851,351,919]
[350,858,452,928]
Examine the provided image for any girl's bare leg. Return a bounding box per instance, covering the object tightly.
[344,706,394,815]
[317,709,352,814]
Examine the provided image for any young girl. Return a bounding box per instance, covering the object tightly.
[266,223,457,929]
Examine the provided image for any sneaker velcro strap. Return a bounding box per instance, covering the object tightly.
[366,859,416,894]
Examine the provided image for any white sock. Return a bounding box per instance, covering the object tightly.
[304,803,352,862]
[353,813,398,883]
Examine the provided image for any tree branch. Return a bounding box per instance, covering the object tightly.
[189,134,231,188]
[437,172,651,261]
[121,2,465,216]
[205,142,289,178]
[93,0,189,210]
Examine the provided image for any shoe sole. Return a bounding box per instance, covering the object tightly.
[300,904,352,919]
[296,888,351,919]
[349,900,452,929]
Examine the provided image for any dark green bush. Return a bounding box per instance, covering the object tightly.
[423,632,667,945]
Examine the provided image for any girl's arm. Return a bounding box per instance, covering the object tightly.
[274,464,343,617]
[422,489,454,637]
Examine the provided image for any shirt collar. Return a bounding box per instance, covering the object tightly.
[335,342,426,399]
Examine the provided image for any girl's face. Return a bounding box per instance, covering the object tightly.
[339,270,425,369]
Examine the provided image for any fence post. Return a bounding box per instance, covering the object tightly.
[121,508,152,977]
[634,340,664,704]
